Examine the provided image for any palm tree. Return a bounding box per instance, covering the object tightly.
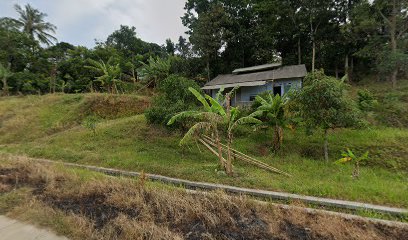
[86,58,121,94]
[0,63,13,96]
[11,4,57,45]
[168,87,260,175]
[251,93,290,151]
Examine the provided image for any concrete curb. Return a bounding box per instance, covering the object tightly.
[7,155,408,217]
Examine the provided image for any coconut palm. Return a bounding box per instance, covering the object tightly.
[168,87,260,175]
[0,63,13,96]
[251,93,290,151]
[11,4,57,45]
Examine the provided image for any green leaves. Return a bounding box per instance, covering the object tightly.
[336,149,369,165]
[189,87,211,111]
[297,70,360,130]
[85,57,121,93]
[139,56,171,86]
[0,63,13,79]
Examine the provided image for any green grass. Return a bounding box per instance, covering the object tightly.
[0,90,407,208]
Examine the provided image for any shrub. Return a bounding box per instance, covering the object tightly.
[357,89,378,111]
[82,115,100,136]
[144,75,201,127]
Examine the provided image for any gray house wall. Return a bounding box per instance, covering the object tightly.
[210,78,302,106]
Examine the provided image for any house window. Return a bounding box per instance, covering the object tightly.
[284,83,292,94]
[249,95,257,101]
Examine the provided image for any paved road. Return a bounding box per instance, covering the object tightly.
[0,216,68,240]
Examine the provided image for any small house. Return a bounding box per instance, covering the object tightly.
[202,63,307,106]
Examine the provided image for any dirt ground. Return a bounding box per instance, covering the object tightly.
[0,159,407,240]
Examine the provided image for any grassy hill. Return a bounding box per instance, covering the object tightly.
[0,82,407,209]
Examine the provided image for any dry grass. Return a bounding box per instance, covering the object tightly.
[0,158,407,240]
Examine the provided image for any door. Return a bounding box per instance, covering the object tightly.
[273,85,282,96]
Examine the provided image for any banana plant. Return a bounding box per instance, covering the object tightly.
[139,56,171,87]
[336,149,369,179]
[250,93,290,151]
[86,57,121,94]
[168,87,260,176]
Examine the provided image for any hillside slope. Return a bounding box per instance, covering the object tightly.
[0,85,407,208]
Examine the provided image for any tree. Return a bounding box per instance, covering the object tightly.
[176,36,192,58]
[106,25,145,59]
[375,0,408,87]
[8,4,57,45]
[295,70,360,162]
[354,0,408,86]
[251,92,291,151]
[0,63,13,96]
[183,2,231,81]
[165,38,176,56]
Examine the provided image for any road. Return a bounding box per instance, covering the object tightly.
[0,216,68,240]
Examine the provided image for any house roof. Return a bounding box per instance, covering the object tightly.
[203,64,307,90]
[232,62,282,74]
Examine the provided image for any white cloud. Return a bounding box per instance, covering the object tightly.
[0,0,188,47]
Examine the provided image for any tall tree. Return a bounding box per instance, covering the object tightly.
[176,36,192,58]
[376,0,408,87]
[9,4,57,45]
[165,38,176,56]
[183,1,231,81]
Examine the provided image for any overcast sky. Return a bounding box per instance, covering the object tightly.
[0,0,188,47]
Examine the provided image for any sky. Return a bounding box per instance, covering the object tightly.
[0,0,188,47]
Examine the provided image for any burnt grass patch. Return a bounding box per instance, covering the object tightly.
[1,160,408,240]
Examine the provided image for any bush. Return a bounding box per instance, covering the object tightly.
[8,71,49,94]
[357,89,378,111]
[145,75,201,127]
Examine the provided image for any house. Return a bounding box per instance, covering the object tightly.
[202,63,307,106]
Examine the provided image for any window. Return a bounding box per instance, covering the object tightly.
[284,83,292,94]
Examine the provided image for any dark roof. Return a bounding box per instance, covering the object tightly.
[203,64,307,89]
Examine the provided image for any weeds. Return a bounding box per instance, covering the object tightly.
[1,158,407,240]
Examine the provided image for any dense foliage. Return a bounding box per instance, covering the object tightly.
[145,75,201,126]
[294,70,362,161]
[1,1,407,95]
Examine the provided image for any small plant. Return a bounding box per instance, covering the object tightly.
[336,149,369,179]
[357,89,378,111]
[82,115,100,136]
